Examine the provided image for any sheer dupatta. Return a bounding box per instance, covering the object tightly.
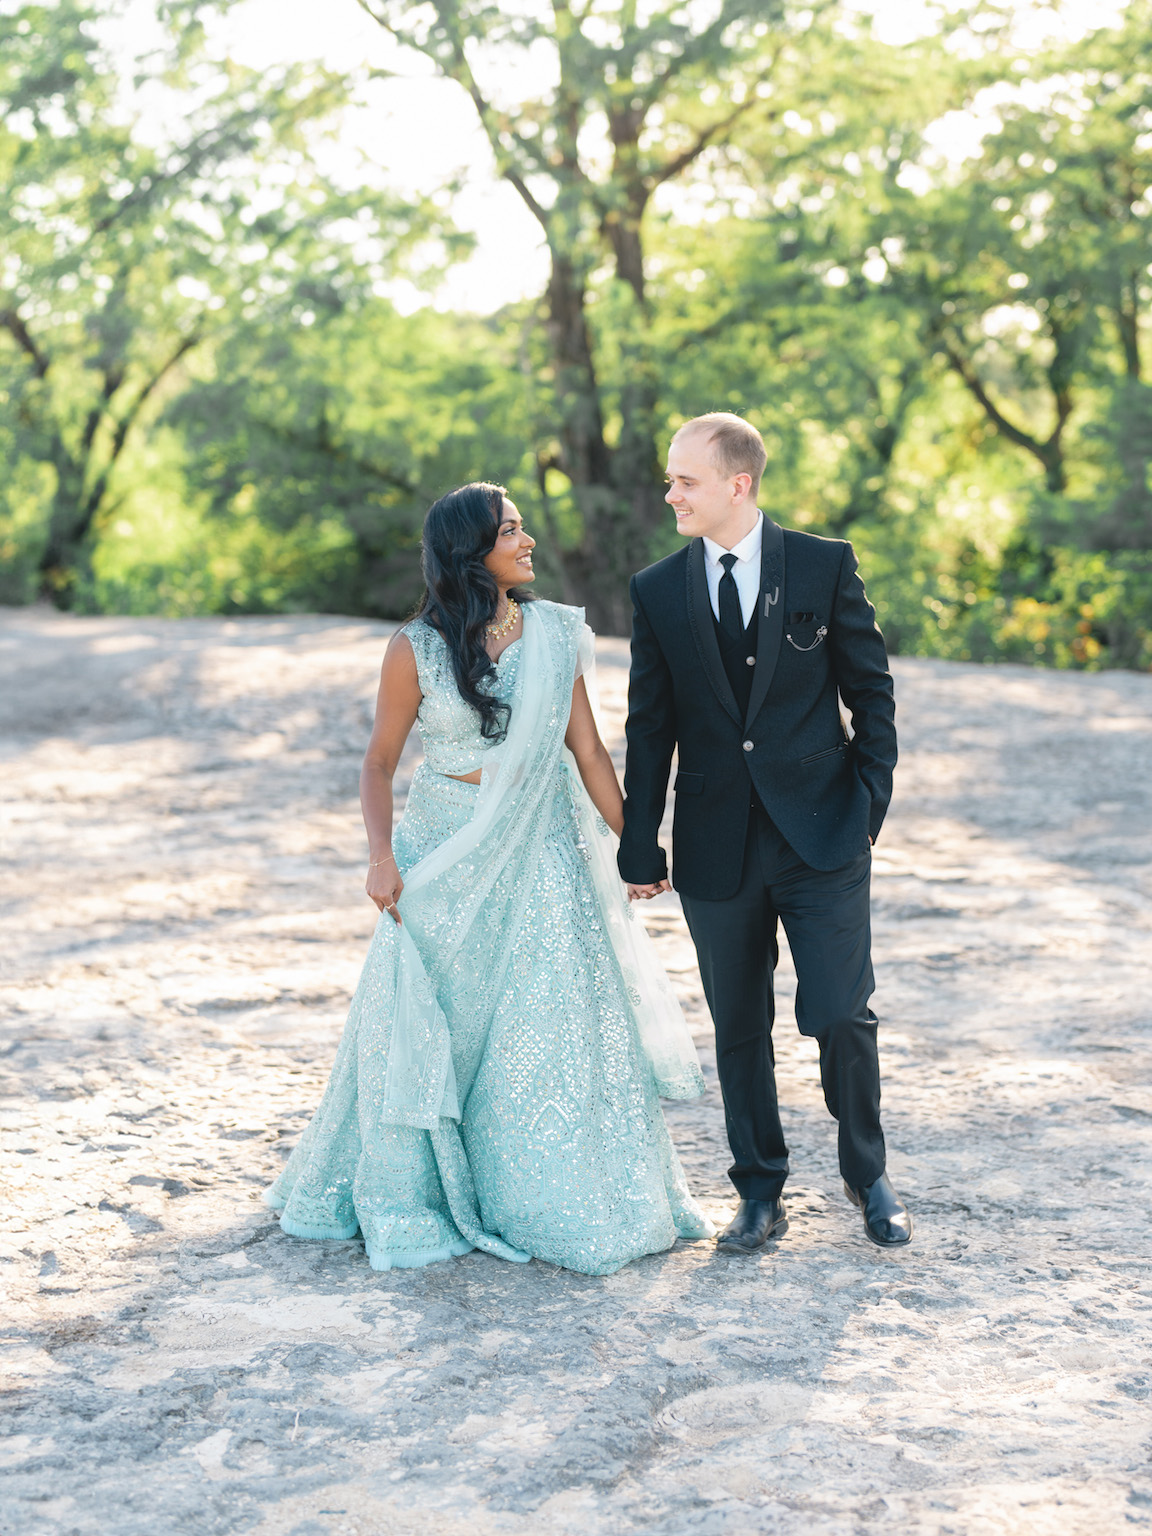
[381,600,703,1131]
[267,600,706,1266]
[562,639,705,1103]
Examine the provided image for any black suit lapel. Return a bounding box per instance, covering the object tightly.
[686,538,741,725]
[745,517,785,726]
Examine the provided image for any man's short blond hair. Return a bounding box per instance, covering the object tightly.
[674,412,767,500]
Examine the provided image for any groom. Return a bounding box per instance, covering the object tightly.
[619,412,912,1251]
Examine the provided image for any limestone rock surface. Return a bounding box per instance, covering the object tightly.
[1,608,1150,1535]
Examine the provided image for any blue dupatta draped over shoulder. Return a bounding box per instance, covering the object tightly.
[267,600,709,1274]
[383,600,704,1129]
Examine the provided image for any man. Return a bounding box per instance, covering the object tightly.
[619,412,912,1251]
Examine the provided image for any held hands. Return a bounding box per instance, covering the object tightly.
[627,878,672,902]
[366,852,404,924]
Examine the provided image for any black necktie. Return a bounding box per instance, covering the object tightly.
[718,552,742,643]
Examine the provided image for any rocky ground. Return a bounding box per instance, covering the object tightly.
[1,605,1150,1536]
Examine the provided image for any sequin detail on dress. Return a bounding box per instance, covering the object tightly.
[266,601,711,1275]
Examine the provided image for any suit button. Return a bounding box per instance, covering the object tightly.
[745,655,755,666]
[742,740,754,752]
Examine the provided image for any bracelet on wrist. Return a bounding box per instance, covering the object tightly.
[368,854,396,869]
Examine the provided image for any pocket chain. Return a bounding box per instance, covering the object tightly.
[786,624,828,652]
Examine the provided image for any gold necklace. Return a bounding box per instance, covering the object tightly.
[486,594,519,640]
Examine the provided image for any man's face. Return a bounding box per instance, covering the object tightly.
[664,429,752,543]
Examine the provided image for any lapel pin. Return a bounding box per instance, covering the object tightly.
[764,587,779,613]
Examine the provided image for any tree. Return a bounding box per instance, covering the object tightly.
[871,3,1152,536]
[356,0,805,630]
[166,299,546,616]
[0,0,429,604]
[645,20,956,534]
[645,12,1152,668]
[708,3,1152,547]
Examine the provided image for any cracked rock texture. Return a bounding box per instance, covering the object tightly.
[1,606,1150,1536]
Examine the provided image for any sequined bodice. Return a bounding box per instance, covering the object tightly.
[405,619,522,776]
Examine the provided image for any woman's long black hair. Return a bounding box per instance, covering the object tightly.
[415,481,535,743]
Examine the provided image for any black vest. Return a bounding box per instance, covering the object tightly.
[713,598,760,719]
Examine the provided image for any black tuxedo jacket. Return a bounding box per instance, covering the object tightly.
[618,517,897,899]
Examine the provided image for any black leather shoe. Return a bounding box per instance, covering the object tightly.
[716,1198,788,1253]
[844,1173,913,1247]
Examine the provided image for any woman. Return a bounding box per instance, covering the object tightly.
[266,483,712,1275]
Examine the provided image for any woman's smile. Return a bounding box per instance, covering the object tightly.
[485,497,536,589]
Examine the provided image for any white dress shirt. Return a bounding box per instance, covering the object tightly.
[702,513,763,627]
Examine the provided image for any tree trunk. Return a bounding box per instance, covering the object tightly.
[942,334,1069,495]
[1097,381,1152,550]
[37,448,93,606]
[34,331,202,604]
[543,249,666,633]
[544,253,613,492]
[1116,275,1142,382]
[354,1,773,632]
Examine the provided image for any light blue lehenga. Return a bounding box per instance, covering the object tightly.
[266,599,712,1275]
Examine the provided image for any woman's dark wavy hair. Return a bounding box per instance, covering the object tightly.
[415,481,534,743]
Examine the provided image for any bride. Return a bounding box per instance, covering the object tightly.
[267,481,712,1275]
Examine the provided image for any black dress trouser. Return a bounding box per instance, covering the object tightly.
[679,800,886,1201]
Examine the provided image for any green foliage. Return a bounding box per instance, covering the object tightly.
[0,0,1148,670]
[642,4,1152,667]
[165,301,548,616]
[353,0,804,631]
[0,0,439,604]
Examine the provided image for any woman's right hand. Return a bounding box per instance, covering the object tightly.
[366,857,404,924]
